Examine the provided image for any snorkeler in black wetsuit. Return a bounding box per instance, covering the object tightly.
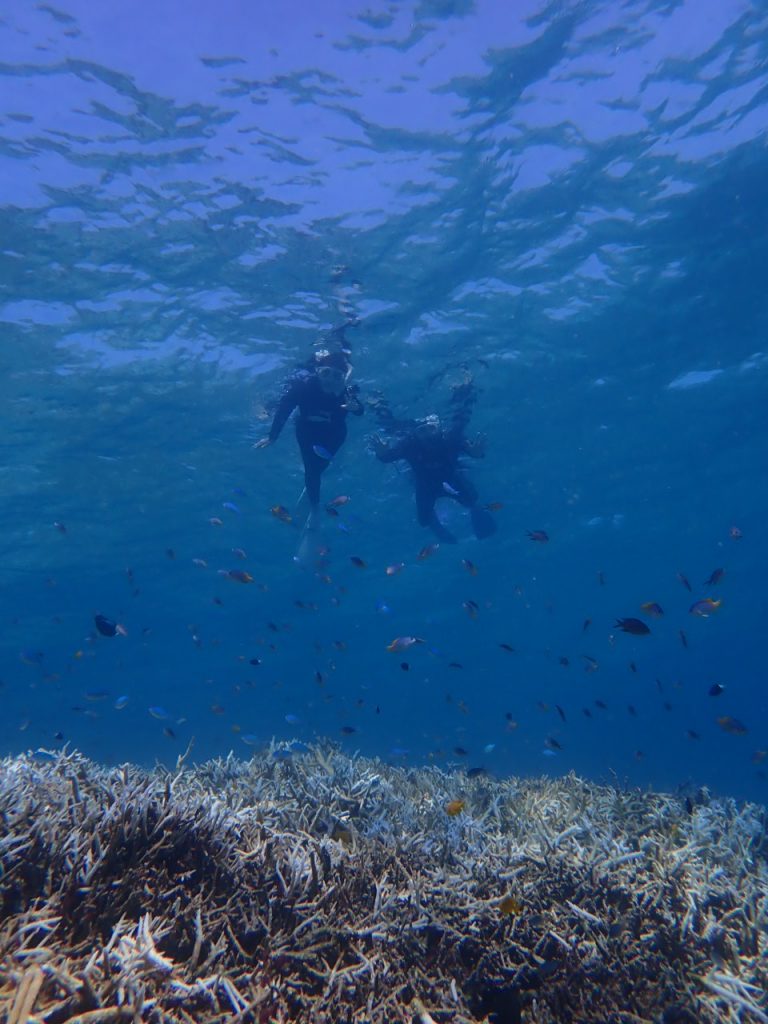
[370,389,496,543]
[254,348,363,517]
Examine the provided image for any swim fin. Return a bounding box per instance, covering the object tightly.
[470,505,497,540]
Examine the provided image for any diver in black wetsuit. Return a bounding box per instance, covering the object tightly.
[254,348,363,516]
[370,393,496,543]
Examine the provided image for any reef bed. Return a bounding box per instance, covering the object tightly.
[1,745,766,1024]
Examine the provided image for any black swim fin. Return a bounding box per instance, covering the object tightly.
[470,506,497,540]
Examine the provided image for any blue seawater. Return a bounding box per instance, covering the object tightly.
[1,0,766,803]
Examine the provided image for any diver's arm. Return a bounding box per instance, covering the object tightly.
[344,384,364,416]
[267,377,302,442]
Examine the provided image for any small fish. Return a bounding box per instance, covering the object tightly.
[240,733,260,746]
[94,614,123,638]
[708,683,725,697]
[555,704,566,722]
[312,445,333,460]
[148,706,170,720]
[466,766,488,779]
[717,715,747,736]
[595,699,608,710]
[677,572,692,592]
[417,543,439,560]
[192,558,208,568]
[386,562,405,575]
[386,636,424,652]
[559,656,570,667]
[448,661,464,669]
[209,517,224,526]
[614,617,651,636]
[483,502,503,512]
[231,547,247,560]
[442,481,460,496]
[53,521,67,533]
[686,729,700,740]
[350,556,366,568]
[327,495,350,507]
[582,655,599,671]
[163,727,176,740]
[499,643,515,653]
[165,548,176,560]
[545,736,562,751]
[704,568,725,585]
[453,747,469,757]
[461,559,478,576]
[114,695,129,710]
[462,599,479,619]
[270,505,292,523]
[400,662,409,671]
[340,725,356,735]
[272,749,293,761]
[284,713,301,724]
[527,529,549,543]
[376,600,392,614]
[627,704,638,717]
[85,690,109,702]
[222,501,241,514]
[582,618,591,632]
[290,741,310,754]
[483,743,496,754]
[640,601,664,617]
[597,570,606,585]
[751,750,767,764]
[679,629,688,648]
[445,799,466,816]
[219,569,254,583]
[499,895,523,917]
[689,597,722,617]
[729,525,742,539]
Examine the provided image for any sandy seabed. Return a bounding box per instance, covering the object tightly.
[1,744,766,1024]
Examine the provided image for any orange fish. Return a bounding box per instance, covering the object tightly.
[417,543,439,560]
[640,601,664,617]
[499,895,523,917]
[444,799,465,817]
[219,569,254,583]
[270,505,292,523]
[717,715,747,735]
[689,597,721,617]
[386,636,424,653]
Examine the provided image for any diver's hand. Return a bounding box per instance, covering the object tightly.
[465,434,486,457]
[253,437,272,450]
[369,433,388,455]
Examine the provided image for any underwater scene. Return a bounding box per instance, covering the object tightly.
[1,0,767,1021]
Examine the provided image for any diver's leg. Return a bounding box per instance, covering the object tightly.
[451,474,496,539]
[416,480,457,543]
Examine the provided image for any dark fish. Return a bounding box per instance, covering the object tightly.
[686,729,700,740]
[555,704,566,722]
[708,683,725,697]
[499,643,515,653]
[545,736,562,751]
[615,618,651,636]
[704,568,725,585]
[466,766,488,778]
[677,572,692,592]
[350,556,366,568]
[448,662,464,669]
[582,618,591,633]
[453,746,469,757]
[559,656,570,667]
[679,629,688,649]
[340,725,357,735]
[582,707,593,718]
[527,529,549,543]
[94,614,118,637]
[595,699,608,710]
[627,704,638,717]
[597,570,606,585]
[400,662,409,671]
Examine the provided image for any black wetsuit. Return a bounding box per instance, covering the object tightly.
[375,423,495,542]
[268,369,363,508]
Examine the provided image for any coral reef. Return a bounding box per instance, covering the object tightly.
[1,744,766,1023]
